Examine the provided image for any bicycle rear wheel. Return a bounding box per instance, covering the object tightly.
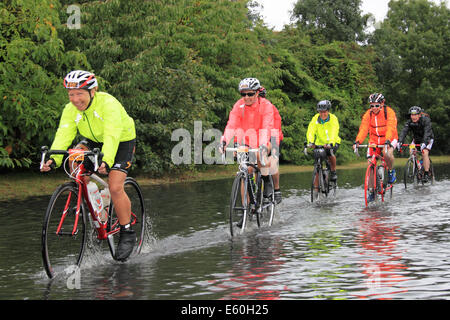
[403,158,416,189]
[107,177,146,259]
[311,167,319,202]
[42,182,86,279]
[259,175,276,227]
[429,159,435,185]
[229,172,249,237]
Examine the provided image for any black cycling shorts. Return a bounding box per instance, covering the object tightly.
[76,138,136,174]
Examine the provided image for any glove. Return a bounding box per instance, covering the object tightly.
[397,143,402,152]
[307,143,315,148]
[384,139,391,146]
[353,142,359,151]
[420,143,426,151]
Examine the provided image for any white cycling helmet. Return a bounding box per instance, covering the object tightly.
[63,70,98,90]
[238,78,261,92]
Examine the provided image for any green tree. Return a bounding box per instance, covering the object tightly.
[291,0,371,43]
[0,0,88,169]
[371,0,450,152]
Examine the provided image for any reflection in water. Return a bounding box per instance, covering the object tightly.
[355,209,409,299]
[206,235,287,300]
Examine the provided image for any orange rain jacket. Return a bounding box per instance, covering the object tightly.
[355,105,398,145]
[223,97,281,148]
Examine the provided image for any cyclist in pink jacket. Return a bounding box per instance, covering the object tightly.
[221,78,283,203]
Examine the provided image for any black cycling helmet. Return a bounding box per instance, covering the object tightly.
[317,100,331,111]
[368,93,385,104]
[409,106,422,115]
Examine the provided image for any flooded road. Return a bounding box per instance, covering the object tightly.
[1,164,450,300]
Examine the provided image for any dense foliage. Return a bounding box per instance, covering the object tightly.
[1,0,448,174]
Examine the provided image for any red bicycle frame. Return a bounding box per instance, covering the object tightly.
[47,148,137,243]
[356,144,393,207]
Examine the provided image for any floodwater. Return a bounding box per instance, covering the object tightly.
[1,164,450,300]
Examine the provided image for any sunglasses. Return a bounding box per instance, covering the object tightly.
[240,92,256,97]
[370,104,381,108]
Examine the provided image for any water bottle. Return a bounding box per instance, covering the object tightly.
[377,166,384,181]
[99,188,110,223]
[87,181,103,216]
[100,188,111,210]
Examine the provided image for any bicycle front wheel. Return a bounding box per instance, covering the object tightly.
[311,167,319,202]
[108,177,146,259]
[229,172,249,237]
[42,182,86,279]
[403,158,416,189]
[364,165,376,207]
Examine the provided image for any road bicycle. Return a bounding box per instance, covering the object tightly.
[354,144,393,207]
[40,146,146,279]
[303,143,337,203]
[401,143,435,189]
[224,145,276,237]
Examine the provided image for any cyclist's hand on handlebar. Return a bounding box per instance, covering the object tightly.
[98,161,108,175]
[397,143,402,152]
[40,159,55,172]
[352,142,359,152]
[384,139,391,147]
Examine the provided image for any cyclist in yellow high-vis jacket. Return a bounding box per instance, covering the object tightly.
[40,70,136,262]
[306,100,341,182]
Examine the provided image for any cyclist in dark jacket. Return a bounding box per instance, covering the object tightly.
[398,106,434,182]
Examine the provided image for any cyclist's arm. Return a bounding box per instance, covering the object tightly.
[223,103,242,145]
[101,100,126,168]
[328,114,341,145]
[259,100,274,147]
[49,105,78,167]
[355,110,370,144]
[422,116,433,144]
[398,120,410,144]
[385,107,398,142]
[306,115,318,144]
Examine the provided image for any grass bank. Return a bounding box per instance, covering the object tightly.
[1,155,449,202]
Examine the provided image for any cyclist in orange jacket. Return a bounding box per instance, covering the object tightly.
[353,93,399,191]
[220,78,282,203]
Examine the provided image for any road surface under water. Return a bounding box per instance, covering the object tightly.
[1,164,449,300]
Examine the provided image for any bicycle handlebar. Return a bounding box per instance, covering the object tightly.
[40,146,103,172]
[353,144,387,158]
[303,143,334,157]
[221,145,267,167]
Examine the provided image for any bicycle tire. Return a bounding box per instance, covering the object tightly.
[266,175,276,227]
[259,174,275,227]
[107,177,146,259]
[311,166,319,203]
[403,158,416,189]
[229,172,249,237]
[429,159,435,185]
[41,182,87,279]
[254,172,262,228]
[364,165,376,207]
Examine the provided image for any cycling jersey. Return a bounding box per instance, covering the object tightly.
[223,97,275,148]
[398,115,434,145]
[306,113,341,146]
[355,105,398,145]
[50,92,136,168]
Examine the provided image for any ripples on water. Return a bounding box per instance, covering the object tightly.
[1,165,450,299]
